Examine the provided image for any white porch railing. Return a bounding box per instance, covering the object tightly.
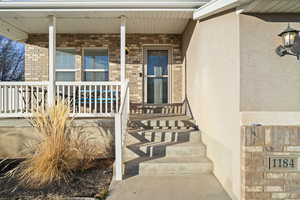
[114,80,129,180]
[56,81,121,117]
[0,81,123,118]
[0,82,49,118]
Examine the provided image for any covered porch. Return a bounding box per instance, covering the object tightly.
[0,9,191,118]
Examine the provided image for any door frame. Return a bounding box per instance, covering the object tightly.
[142,46,172,104]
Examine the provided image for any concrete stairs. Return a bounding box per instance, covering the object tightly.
[124,115,213,177]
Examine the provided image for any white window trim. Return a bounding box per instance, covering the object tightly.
[83,69,108,72]
[55,47,77,71]
[56,68,79,72]
[82,47,109,81]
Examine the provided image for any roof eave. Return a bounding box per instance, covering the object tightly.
[193,0,253,20]
[0,1,208,9]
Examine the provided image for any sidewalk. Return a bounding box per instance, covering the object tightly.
[107,174,231,200]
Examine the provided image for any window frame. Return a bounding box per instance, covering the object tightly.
[82,47,109,81]
[55,47,78,81]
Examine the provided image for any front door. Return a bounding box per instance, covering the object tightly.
[144,48,170,104]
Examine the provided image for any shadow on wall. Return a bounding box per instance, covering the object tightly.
[0,119,115,159]
[181,19,197,101]
[0,35,25,81]
[245,13,300,22]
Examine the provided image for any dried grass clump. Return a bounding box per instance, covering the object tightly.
[8,101,105,188]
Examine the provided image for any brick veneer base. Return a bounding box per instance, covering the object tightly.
[241,126,300,200]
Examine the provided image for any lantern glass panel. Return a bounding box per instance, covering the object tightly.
[283,32,298,47]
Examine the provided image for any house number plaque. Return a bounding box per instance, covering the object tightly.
[268,157,298,171]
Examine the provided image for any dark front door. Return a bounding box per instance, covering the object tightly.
[144,49,169,104]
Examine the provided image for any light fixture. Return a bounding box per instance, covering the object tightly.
[125,46,129,55]
[276,24,300,60]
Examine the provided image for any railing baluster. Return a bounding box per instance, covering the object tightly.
[95,85,97,113]
[42,86,45,111]
[105,85,108,113]
[84,85,86,113]
[100,85,102,113]
[5,86,9,112]
[9,86,12,113]
[25,85,28,113]
[56,85,59,102]
[0,86,2,113]
[88,85,91,113]
[20,86,23,113]
[110,85,113,113]
[68,85,71,109]
[31,86,34,113]
[36,86,39,112]
[78,85,81,114]
[73,85,76,113]
[8,86,11,113]
[15,86,19,113]
[62,84,65,103]
[3,86,5,113]
[116,85,119,112]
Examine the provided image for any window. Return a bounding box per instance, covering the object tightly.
[83,49,109,81]
[55,48,76,81]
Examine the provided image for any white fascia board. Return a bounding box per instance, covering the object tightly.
[0,19,28,41]
[0,8,196,12]
[0,1,207,9]
[193,0,253,20]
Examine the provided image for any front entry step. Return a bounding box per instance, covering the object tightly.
[139,156,213,176]
[125,142,207,159]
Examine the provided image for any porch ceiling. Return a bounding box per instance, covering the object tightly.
[0,10,193,35]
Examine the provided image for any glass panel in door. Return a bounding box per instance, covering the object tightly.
[146,50,169,104]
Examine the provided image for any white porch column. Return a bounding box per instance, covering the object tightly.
[48,15,56,106]
[120,16,126,83]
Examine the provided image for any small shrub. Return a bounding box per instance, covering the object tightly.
[7,101,106,188]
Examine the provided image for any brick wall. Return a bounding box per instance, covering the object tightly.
[241,126,300,199]
[25,34,184,103]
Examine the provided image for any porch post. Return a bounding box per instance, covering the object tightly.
[120,16,126,83]
[48,15,56,107]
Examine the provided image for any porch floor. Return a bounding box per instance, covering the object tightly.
[107,174,231,200]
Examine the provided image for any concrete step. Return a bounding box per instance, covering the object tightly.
[126,130,202,146]
[124,142,206,160]
[138,156,213,176]
[165,143,207,157]
[134,142,206,158]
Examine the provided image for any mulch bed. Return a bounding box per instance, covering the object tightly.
[0,158,113,200]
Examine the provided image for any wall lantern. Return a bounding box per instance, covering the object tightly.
[125,46,129,55]
[276,24,300,60]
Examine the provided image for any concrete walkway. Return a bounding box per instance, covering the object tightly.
[107,174,231,200]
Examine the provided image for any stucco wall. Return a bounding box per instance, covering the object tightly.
[0,119,114,159]
[240,14,300,111]
[182,12,240,200]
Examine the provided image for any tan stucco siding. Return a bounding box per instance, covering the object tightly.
[182,12,240,200]
[240,14,300,111]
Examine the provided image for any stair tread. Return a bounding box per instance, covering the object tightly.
[141,156,212,164]
[128,129,198,133]
[130,115,192,121]
[130,141,205,148]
